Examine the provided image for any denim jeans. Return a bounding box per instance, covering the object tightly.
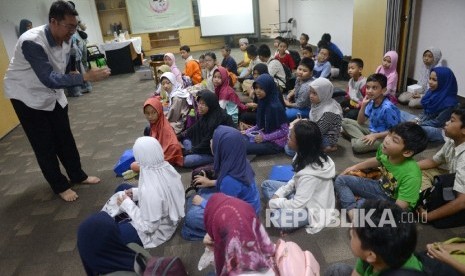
[261,180,287,201]
[181,188,216,241]
[245,135,283,155]
[400,110,445,142]
[182,139,214,168]
[334,175,392,210]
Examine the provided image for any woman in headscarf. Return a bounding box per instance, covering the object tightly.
[213,66,247,124]
[179,90,235,168]
[181,126,260,241]
[160,72,192,134]
[78,137,185,274]
[203,193,275,276]
[163,52,183,84]
[401,67,458,142]
[375,50,398,104]
[18,19,32,37]
[135,97,183,167]
[244,74,289,155]
[398,47,442,108]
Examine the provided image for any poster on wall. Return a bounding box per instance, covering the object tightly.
[126,0,194,34]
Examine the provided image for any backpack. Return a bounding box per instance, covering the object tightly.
[288,50,301,68]
[274,239,320,276]
[274,62,295,93]
[185,163,216,198]
[128,243,189,276]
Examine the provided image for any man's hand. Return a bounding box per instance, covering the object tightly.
[83,68,111,82]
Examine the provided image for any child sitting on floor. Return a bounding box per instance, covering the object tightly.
[340,58,366,120]
[313,47,332,79]
[284,57,315,121]
[398,47,442,108]
[335,122,428,219]
[375,50,398,104]
[325,200,423,275]
[220,45,238,76]
[341,73,401,154]
[213,67,247,124]
[237,37,250,75]
[262,120,335,234]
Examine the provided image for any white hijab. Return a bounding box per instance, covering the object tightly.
[160,72,192,105]
[134,136,185,223]
[418,47,442,92]
[309,78,343,122]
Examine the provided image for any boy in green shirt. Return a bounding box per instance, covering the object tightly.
[325,200,422,275]
[335,122,428,220]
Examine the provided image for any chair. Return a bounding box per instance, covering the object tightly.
[271,18,296,44]
[86,45,106,69]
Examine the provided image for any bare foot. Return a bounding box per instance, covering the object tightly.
[80,176,101,184]
[323,145,338,153]
[59,189,79,202]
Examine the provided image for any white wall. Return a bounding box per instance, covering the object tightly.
[409,0,465,96]
[0,0,102,58]
[280,0,353,55]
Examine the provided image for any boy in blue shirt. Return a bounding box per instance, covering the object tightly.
[342,73,401,154]
[335,122,428,219]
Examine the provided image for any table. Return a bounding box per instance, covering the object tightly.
[149,61,165,85]
[101,37,142,75]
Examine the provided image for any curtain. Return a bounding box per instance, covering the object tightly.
[384,0,402,53]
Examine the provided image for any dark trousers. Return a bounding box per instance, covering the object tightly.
[11,99,87,194]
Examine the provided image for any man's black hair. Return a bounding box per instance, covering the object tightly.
[49,0,78,22]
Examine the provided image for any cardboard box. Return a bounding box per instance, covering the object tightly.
[407,84,422,93]
[136,66,153,80]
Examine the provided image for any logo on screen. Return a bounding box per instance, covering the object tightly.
[150,0,169,13]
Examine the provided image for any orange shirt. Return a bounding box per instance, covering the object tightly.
[185,59,202,84]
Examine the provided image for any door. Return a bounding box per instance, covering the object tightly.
[259,0,279,38]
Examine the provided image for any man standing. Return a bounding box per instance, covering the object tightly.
[3,1,111,201]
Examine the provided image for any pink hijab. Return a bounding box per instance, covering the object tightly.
[164,53,183,84]
[214,67,246,111]
[204,193,275,275]
[376,51,398,103]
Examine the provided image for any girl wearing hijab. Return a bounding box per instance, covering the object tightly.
[244,74,289,155]
[160,72,192,134]
[182,126,260,241]
[203,52,219,92]
[154,64,171,102]
[401,67,459,142]
[163,53,183,84]
[213,66,247,124]
[203,193,275,276]
[240,63,269,127]
[399,47,442,108]
[262,120,336,234]
[19,19,32,37]
[77,137,185,274]
[309,78,342,152]
[179,90,234,168]
[133,97,183,167]
[375,51,398,104]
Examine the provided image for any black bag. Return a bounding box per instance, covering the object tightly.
[288,49,301,68]
[129,243,188,276]
[379,252,459,276]
[420,173,456,211]
[275,63,295,93]
[185,163,216,197]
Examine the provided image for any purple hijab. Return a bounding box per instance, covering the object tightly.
[212,126,255,189]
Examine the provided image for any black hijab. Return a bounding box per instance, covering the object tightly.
[185,90,234,154]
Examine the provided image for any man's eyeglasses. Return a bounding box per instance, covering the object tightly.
[59,22,78,32]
